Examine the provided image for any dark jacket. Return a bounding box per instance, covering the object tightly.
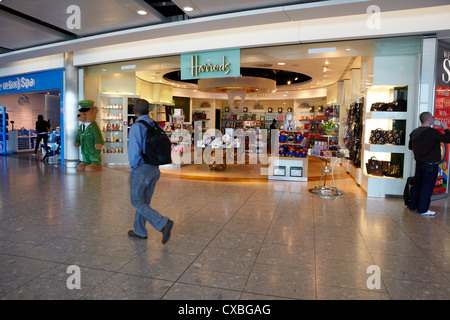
[409,126,450,163]
[36,120,50,134]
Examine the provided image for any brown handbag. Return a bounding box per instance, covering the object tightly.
[366,156,383,176]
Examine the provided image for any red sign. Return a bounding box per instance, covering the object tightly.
[434,85,450,195]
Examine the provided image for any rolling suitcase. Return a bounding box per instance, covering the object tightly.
[403,176,415,206]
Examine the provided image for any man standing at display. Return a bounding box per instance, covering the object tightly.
[408,111,450,215]
[127,99,173,244]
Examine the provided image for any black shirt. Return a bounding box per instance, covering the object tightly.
[409,126,450,163]
[36,120,50,134]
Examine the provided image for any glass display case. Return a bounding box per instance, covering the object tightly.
[98,94,139,165]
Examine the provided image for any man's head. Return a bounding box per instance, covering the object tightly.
[134,99,150,117]
[419,112,434,126]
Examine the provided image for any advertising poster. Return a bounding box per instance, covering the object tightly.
[433,42,450,196]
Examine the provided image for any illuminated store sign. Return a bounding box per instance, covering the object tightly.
[0,69,63,95]
[181,49,240,80]
[0,76,35,91]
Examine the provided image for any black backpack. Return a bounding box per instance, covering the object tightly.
[138,120,172,166]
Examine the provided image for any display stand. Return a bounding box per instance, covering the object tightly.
[362,86,410,197]
[309,156,343,196]
[98,94,139,165]
[268,156,308,181]
[0,107,12,155]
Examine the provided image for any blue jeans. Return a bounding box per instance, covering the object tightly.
[409,161,439,214]
[130,164,168,237]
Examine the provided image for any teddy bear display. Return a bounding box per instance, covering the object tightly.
[279,131,287,143]
[286,145,296,157]
[278,146,286,157]
[295,132,304,144]
[286,132,295,144]
[74,100,105,171]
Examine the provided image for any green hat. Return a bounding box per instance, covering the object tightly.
[78,100,94,112]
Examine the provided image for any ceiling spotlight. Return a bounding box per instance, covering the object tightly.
[323,66,328,72]
[137,10,147,15]
[183,6,194,12]
[277,62,286,66]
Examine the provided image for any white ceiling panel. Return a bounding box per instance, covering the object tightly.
[0,11,69,50]
[0,0,164,37]
[173,0,316,17]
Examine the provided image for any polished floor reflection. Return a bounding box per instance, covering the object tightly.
[1,153,450,300]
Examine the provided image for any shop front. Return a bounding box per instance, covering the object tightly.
[0,69,64,161]
[81,35,423,197]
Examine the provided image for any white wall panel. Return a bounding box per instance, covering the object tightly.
[0,54,64,77]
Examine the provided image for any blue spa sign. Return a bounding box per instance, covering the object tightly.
[0,69,63,95]
[180,49,240,80]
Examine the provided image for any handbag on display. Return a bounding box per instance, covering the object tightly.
[366,156,383,176]
[369,128,387,144]
[386,100,407,112]
[385,160,402,178]
[370,103,388,112]
[386,129,405,145]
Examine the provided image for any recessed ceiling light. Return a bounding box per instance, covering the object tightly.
[277,62,286,66]
[183,6,194,12]
[137,10,147,15]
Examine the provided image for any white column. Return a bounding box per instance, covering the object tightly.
[63,52,80,167]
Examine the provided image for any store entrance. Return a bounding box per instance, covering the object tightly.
[2,90,61,159]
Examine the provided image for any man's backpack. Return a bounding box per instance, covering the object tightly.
[138,120,172,166]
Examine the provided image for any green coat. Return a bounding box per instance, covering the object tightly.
[75,121,104,155]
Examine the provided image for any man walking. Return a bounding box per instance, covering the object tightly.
[34,115,50,155]
[408,111,450,216]
[127,99,173,243]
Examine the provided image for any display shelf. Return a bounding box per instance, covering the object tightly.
[98,94,139,165]
[365,111,407,120]
[297,105,340,149]
[0,107,12,155]
[364,143,407,153]
[362,85,412,197]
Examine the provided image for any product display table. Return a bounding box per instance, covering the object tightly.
[309,155,343,196]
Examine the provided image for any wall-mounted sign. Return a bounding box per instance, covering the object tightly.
[181,49,240,80]
[0,69,63,95]
[434,41,450,197]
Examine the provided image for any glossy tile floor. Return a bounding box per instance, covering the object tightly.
[1,153,450,300]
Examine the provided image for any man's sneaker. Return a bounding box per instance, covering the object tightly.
[420,210,435,216]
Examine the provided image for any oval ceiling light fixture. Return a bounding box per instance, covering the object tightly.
[137,10,148,15]
[277,62,286,66]
[183,6,194,12]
